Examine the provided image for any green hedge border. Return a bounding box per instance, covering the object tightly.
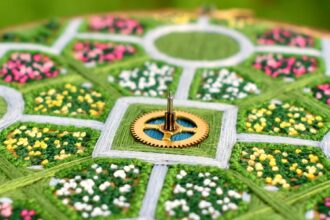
[303,187,330,216]
[0,19,69,47]
[0,97,7,119]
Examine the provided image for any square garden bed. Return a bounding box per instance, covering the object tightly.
[111,104,222,158]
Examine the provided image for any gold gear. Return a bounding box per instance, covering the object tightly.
[131,110,209,148]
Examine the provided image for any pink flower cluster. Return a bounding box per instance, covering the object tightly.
[253,54,318,79]
[258,28,315,48]
[313,83,330,105]
[88,15,144,35]
[0,202,41,220]
[325,197,330,207]
[0,53,60,84]
[0,202,12,219]
[20,209,38,220]
[319,197,330,220]
[73,41,136,65]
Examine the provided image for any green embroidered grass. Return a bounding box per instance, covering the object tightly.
[112,104,222,158]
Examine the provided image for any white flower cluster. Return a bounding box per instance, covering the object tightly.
[196,69,260,101]
[53,163,140,219]
[113,62,175,97]
[164,170,248,220]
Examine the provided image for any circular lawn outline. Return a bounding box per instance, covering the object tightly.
[154,31,240,61]
[142,23,255,68]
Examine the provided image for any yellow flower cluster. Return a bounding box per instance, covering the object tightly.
[3,125,89,166]
[172,14,193,24]
[226,18,253,29]
[33,83,106,118]
[245,102,324,137]
[152,13,193,24]
[241,146,324,188]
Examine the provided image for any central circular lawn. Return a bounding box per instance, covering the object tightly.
[0,97,6,119]
[154,31,240,61]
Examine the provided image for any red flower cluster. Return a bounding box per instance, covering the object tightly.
[73,41,136,65]
[253,54,318,79]
[88,15,144,35]
[0,53,60,84]
[258,28,315,48]
[312,83,330,106]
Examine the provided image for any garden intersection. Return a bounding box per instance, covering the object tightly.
[0,10,330,220]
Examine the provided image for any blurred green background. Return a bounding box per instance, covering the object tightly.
[0,0,329,30]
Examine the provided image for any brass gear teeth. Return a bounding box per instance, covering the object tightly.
[131,110,209,148]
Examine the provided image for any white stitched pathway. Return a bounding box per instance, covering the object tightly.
[139,165,168,219]
[0,15,329,220]
[237,133,320,147]
[20,115,104,130]
[174,67,196,100]
[0,86,24,130]
[142,23,255,68]
[320,131,330,159]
